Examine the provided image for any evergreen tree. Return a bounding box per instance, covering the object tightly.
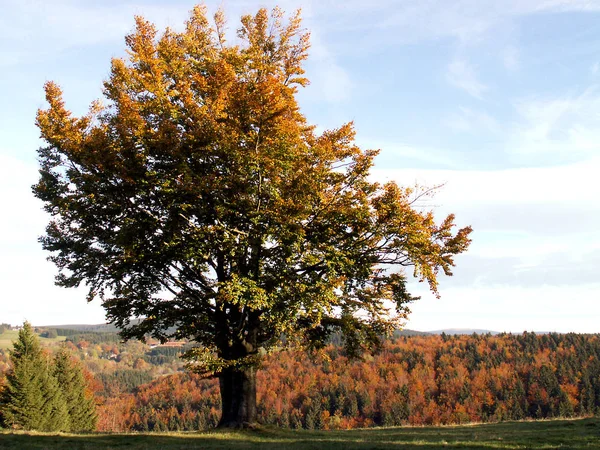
[53,348,97,432]
[38,359,70,431]
[0,322,68,431]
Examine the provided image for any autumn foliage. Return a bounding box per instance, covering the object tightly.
[33,4,471,427]
[91,332,600,431]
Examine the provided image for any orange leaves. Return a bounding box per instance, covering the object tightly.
[84,331,600,431]
[184,5,217,56]
[125,16,159,68]
[34,5,472,402]
[36,82,92,160]
[238,7,310,88]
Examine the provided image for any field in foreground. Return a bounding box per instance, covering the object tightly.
[1,418,599,449]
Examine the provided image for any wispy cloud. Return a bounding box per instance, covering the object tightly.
[302,31,353,103]
[360,139,468,169]
[372,157,600,257]
[0,0,207,66]
[373,156,600,214]
[6,0,598,64]
[266,0,598,58]
[374,157,600,332]
[446,59,488,99]
[509,87,600,161]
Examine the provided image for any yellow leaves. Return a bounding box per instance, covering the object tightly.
[188,4,211,32]
[42,81,66,113]
[42,4,310,188]
[34,4,473,366]
[183,345,261,375]
[217,275,270,311]
[125,16,158,65]
[238,7,309,88]
[184,5,218,62]
[88,99,104,118]
[36,82,88,155]
[213,9,227,48]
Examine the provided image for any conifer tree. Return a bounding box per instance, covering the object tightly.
[0,322,68,431]
[38,357,70,431]
[53,348,97,431]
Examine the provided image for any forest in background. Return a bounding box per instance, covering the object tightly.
[0,326,599,432]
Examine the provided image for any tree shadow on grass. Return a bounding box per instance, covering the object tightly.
[0,418,598,450]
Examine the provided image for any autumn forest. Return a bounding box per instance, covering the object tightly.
[2,326,599,432]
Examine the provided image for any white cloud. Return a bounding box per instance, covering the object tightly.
[509,87,600,160]
[372,158,600,332]
[446,59,488,99]
[0,153,107,326]
[308,60,353,103]
[0,154,45,243]
[302,31,353,103]
[407,283,600,333]
[373,156,600,212]
[359,139,467,169]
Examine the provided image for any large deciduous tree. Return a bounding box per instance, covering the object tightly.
[33,5,472,428]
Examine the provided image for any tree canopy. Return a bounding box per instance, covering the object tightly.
[33,5,471,427]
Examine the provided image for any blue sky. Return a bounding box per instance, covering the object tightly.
[1,0,599,332]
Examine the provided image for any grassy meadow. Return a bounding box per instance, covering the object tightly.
[0,417,599,449]
[0,329,65,350]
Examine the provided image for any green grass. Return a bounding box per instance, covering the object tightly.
[0,330,21,350]
[1,417,599,449]
[0,330,65,350]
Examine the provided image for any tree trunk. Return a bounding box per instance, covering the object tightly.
[218,365,258,428]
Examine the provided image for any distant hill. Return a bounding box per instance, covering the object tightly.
[43,318,150,334]
[427,328,501,335]
[43,324,430,342]
[40,324,561,337]
[41,323,571,340]
[393,329,431,337]
[44,320,184,336]
[44,323,123,333]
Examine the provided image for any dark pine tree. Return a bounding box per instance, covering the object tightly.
[53,348,97,431]
[0,322,69,431]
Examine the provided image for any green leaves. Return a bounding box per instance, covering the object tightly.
[218,275,269,311]
[33,6,471,380]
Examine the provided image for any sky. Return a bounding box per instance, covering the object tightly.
[1,0,599,332]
